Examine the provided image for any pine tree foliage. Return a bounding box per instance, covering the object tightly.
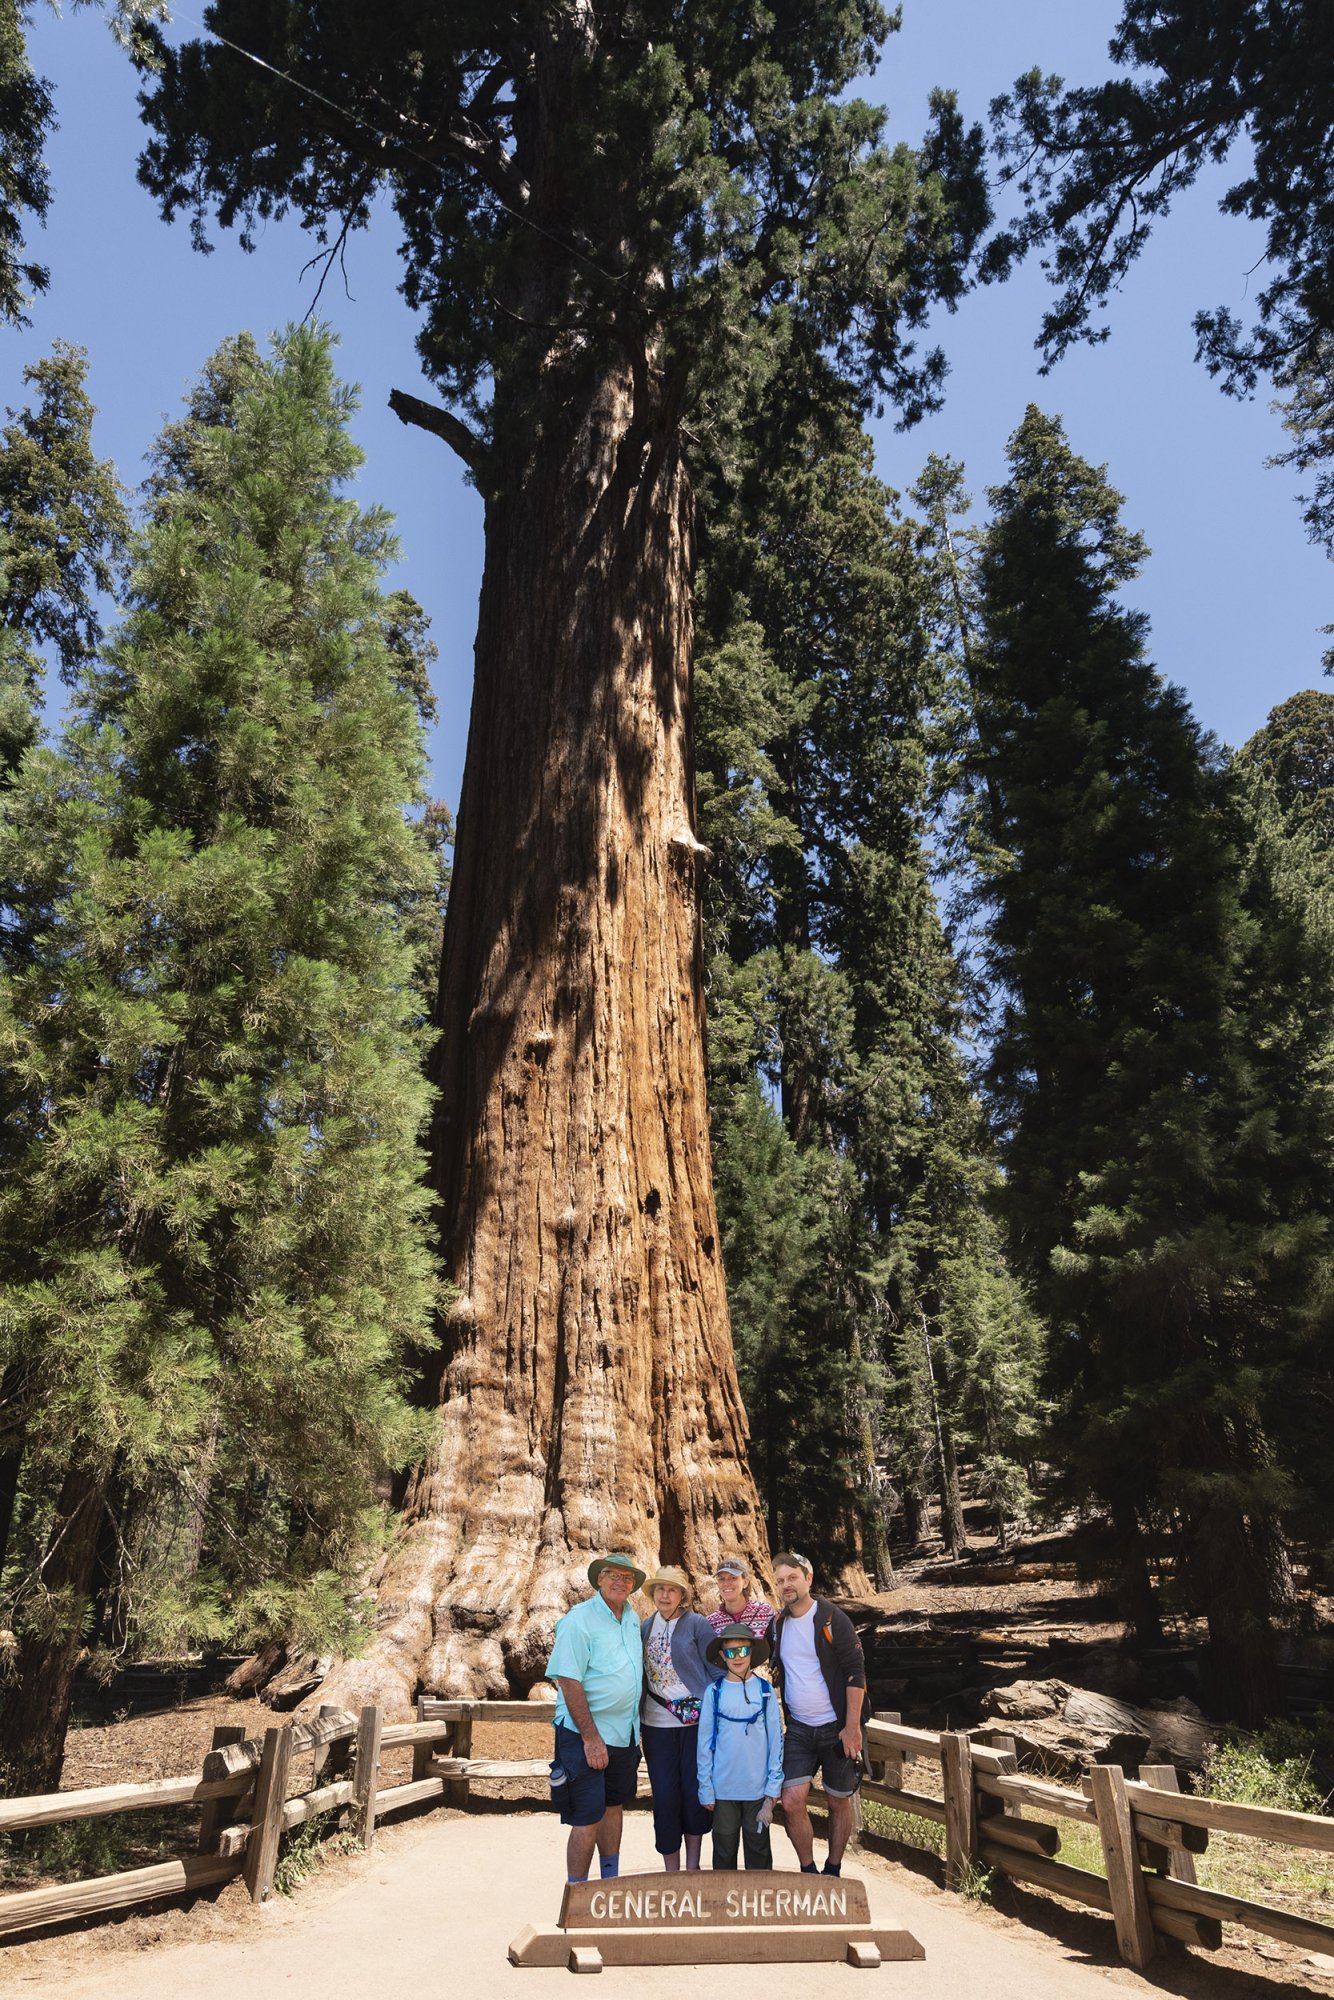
[0,0,53,328]
[696,404,1043,1578]
[0,341,127,783]
[0,3,169,328]
[1241,690,1334,859]
[985,2,1334,395]
[1270,337,1334,559]
[0,326,440,1789]
[1267,338,1334,670]
[134,3,990,460]
[955,404,1334,1721]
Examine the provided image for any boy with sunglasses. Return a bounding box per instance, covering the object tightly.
[696,1622,783,1870]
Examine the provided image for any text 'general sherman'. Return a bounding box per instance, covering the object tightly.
[586,1884,850,1924]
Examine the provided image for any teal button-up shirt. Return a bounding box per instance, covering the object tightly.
[546,1591,644,1747]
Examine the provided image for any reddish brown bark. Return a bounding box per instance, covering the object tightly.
[325,360,768,1710]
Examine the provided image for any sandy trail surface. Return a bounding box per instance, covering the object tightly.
[13,1809,1164,2000]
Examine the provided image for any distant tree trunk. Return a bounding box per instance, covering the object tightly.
[901,1447,929,1545]
[1183,1428,1287,1726]
[939,1429,967,1559]
[0,1363,29,1575]
[0,1462,106,1794]
[87,1471,129,1655]
[851,1325,893,1590]
[325,360,767,1709]
[1196,1520,1285,1726]
[1110,1496,1163,1647]
[919,1308,965,1557]
[0,1447,23,1582]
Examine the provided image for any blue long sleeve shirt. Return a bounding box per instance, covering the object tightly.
[696,1673,784,1805]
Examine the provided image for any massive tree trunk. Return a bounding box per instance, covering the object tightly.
[329,361,767,1709]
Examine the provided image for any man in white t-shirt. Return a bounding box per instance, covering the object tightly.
[770,1551,866,1877]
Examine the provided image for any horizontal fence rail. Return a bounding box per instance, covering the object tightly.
[0,1692,1329,1968]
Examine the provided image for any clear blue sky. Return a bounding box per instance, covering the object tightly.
[11,2,1330,812]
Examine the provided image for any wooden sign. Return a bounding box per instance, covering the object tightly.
[510,1870,925,1972]
[560,1872,870,1927]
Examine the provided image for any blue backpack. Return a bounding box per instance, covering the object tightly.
[706,1675,775,1755]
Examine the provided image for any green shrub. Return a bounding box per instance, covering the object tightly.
[0,1814,138,1884]
[860,1799,946,1857]
[1202,1722,1328,1814]
[273,1813,357,1897]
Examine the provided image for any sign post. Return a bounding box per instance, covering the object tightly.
[508,1870,924,1971]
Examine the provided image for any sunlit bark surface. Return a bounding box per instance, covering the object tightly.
[325,364,768,1710]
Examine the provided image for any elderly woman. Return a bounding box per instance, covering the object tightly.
[706,1556,776,1643]
[639,1564,719,1871]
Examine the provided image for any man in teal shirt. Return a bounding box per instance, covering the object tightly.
[547,1552,646,1884]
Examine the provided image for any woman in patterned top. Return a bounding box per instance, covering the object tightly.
[707,1557,776,1643]
[639,1565,719,1871]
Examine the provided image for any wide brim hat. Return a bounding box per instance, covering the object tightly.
[706,1619,771,1669]
[587,1551,647,1591]
[645,1565,690,1596]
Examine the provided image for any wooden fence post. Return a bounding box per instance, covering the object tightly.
[940,1731,977,1890]
[1139,1764,1199,1886]
[243,1726,293,1904]
[446,1702,473,1810]
[318,1703,355,1828]
[351,1703,383,1850]
[310,1703,346,1786]
[1089,1763,1156,1969]
[413,1694,450,1784]
[976,1729,1025,1824]
[869,1710,904,1792]
[197,1725,247,1855]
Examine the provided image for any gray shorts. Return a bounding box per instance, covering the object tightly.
[782,1716,862,1798]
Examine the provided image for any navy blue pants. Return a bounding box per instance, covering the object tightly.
[641,1724,711,1852]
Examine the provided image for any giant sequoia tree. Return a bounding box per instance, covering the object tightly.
[133,3,988,1700]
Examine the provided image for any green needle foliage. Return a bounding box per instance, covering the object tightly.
[0,340,127,784]
[986,2,1334,396]
[1241,690,1334,863]
[0,3,169,328]
[0,0,53,328]
[955,404,1334,1723]
[0,325,440,1790]
[697,400,1043,1578]
[133,4,990,459]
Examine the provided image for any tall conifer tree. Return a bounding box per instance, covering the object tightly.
[0,327,438,1791]
[961,406,1334,1722]
[697,404,1041,1581]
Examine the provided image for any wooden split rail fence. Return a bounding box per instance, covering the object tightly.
[855,1710,1334,1971]
[0,1694,1332,1971]
[0,1696,511,1938]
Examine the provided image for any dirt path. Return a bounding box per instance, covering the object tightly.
[9,1808,1285,2000]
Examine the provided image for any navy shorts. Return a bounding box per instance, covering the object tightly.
[550,1722,642,1826]
[782,1716,862,1798]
